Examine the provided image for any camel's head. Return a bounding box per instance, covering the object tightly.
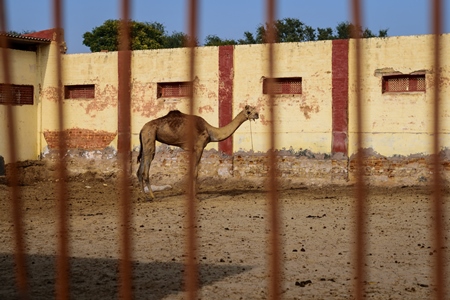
[244,105,259,121]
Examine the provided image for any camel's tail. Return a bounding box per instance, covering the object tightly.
[137,130,143,163]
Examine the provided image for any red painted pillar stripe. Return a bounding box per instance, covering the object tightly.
[331,40,349,155]
[218,45,234,155]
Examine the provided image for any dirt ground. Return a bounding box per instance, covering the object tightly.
[0,170,449,299]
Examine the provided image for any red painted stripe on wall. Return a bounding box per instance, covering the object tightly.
[331,40,349,155]
[218,45,234,155]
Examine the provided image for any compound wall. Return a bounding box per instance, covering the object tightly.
[1,33,450,185]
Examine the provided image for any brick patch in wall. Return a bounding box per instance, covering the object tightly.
[348,156,430,186]
[218,45,234,155]
[331,39,349,155]
[43,128,116,150]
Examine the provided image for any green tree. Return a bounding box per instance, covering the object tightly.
[316,27,335,41]
[377,29,389,38]
[83,19,172,52]
[204,34,238,46]
[204,18,318,46]
[274,18,316,42]
[251,18,317,43]
[238,19,388,44]
[334,21,388,39]
[83,19,120,52]
[335,21,355,39]
[129,21,165,50]
[237,31,256,44]
[164,31,189,48]
[85,18,389,52]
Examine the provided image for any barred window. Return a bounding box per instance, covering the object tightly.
[0,84,34,105]
[64,84,95,99]
[263,77,302,95]
[157,82,192,98]
[382,74,425,93]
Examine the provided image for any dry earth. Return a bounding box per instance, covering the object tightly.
[0,170,449,299]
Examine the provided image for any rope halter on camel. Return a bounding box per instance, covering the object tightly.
[249,119,254,152]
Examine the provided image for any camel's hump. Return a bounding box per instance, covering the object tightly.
[167,110,182,115]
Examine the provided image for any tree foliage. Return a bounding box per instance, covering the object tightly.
[204,35,239,46]
[333,21,388,39]
[83,19,191,52]
[204,18,388,46]
[83,18,388,51]
[257,18,316,43]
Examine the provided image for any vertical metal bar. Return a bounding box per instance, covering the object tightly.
[350,1,366,299]
[265,0,282,299]
[52,1,70,299]
[0,1,29,299]
[431,1,446,299]
[118,0,133,299]
[185,0,199,299]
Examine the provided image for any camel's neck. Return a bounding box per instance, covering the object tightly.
[207,111,249,142]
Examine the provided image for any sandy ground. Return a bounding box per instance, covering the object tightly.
[0,175,449,299]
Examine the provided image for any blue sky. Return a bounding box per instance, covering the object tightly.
[5,0,450,54]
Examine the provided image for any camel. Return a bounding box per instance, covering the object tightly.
[136,105,259,200]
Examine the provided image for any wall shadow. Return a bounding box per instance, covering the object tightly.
[0,253,252,299]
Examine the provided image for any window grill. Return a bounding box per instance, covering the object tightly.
[382,74,425,93]
[157,82,192,98]
[64,84,95,99]
[263,77,302,94]
[0,84,34,105]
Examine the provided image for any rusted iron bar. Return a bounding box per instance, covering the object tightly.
[52,1,70,299]
[117,0,133,299]
[431,1,446,299]
[265,0,282,299]
[0,1,29,299]
[350,0,367,299]
[185,0,199,298]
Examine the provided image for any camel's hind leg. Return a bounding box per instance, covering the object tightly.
[189,145,205,198]
[136,126,156,200]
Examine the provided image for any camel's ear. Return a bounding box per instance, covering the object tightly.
[245,105,249,110]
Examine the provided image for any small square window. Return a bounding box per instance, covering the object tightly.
[157,82,192,98]
[64,84,95,99]
[0,84,34,105]
[263,77,302,95]
[382,74,425,93]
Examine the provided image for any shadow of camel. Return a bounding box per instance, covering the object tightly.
[0,253,252,300]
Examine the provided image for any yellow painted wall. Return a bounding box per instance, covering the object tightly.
[233,41,333,153]
[2,34,450,164]
[348,35,450,157]
[130,47,219,150]
[62,52,119,130]
[0,49,39,163]
[59,47,220,152]
[62,52,119,145]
